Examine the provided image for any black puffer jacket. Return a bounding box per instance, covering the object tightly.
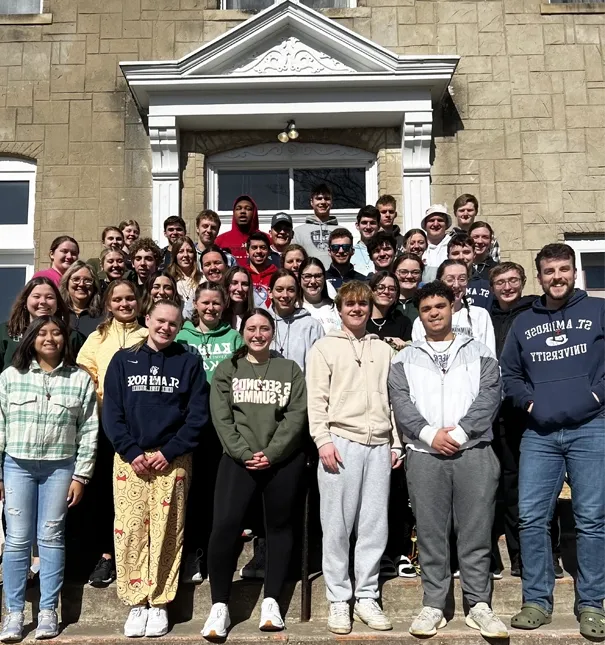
[490,295,536,358]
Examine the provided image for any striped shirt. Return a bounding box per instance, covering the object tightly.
[0,361,98,479]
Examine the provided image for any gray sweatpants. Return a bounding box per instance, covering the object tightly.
[406,444,500,610]
[318,434,391,602]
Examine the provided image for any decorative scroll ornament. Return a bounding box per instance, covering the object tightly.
[226,36,355,75]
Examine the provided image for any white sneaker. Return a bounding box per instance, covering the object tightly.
[259,598,284,631]
[202,603,231,639]
[409,606,447,636]
[327,601,351,635]
[0,612,24,643]
[353,599,392,631]
[145,605,169,637]
[466,602,508,638]
[182,549,204,584]
[124,605,148,638]
[396,555,417,578]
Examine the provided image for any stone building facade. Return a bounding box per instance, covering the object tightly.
[0,0,603,308]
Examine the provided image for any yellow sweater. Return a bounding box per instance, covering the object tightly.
[77,319,148,401]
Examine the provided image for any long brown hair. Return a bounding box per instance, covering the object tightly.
[7,277,70,339]
[12,315,75,371]
[166,236,202,284]
[230,308,275,367]
[97,279,139,340]
[140,271,182,318]
[223,266,254,325]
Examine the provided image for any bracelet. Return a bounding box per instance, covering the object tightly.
[72,475,89,486]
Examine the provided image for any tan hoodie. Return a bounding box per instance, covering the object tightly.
[306,329,402,451]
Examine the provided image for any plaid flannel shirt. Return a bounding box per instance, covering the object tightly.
[0,362,98,480]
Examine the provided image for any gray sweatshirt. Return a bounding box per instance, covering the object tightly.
[293,214,340,268]
[269,306,325,374]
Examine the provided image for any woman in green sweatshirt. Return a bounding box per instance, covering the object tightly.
[202,308,307,639]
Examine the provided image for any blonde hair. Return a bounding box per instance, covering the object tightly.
[97,280,139,340]
[334,280,372,312]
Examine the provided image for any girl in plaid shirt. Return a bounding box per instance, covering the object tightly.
[0,315,98,642]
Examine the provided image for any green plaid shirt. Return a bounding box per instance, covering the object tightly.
[0,362,98,479]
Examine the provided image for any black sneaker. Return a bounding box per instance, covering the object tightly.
[88,557,116,587]
[553,555,564,579]
[510,553,522,577]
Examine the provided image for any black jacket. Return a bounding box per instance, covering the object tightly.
[474,256,498,281]
[490,295,536,358]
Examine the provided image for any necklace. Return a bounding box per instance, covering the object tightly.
[346,334,365,366]
[426,337,455,374]
[426,337,455,353]
[371,317,387,332]
[246,356,271,390]
[43,371,53,400]
[274,318,291,355]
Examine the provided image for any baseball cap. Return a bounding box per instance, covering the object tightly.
[271,212,293,228]
[421,204,452,231]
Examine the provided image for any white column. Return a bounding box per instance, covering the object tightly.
[402,111,433,231]
[149,115,180,244]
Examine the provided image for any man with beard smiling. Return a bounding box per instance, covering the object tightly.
[501,243,605,638]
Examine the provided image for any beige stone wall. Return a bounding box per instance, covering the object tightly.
[0,0,602,274]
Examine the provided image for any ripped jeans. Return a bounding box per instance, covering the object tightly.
[3,454,74,612]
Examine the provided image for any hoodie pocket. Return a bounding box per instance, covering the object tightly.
[531,376,601,428]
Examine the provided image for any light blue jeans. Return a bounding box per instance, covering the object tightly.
[3,454,74,612]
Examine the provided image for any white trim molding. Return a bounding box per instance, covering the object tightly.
[402,111,433,230]
[0,157,36,252]
[565,236,605,291]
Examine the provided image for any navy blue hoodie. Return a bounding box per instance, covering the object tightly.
[103,342,209,463]
[501,289,604,430]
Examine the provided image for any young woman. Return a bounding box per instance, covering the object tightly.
[298,258,341,334]
[392,253,424,324]
[469,221,498,281]
[119,219,140,256]
[402,228,428,258]
[367,271,412,350]
[139,272,182,320]
[223,266,255,332]
[175,283,243,583]
[0,277,84,372]
[200,246,228,285]
[167,236,203,320]
[411,260,496,354]
[203,309,307,638]
[33,236,80,287]
[98,248,129,295]
[60,261,105,338]
[0,316,98,642]
[280,244,308,278]
[103,300,208,638]
[76,280,148,589]
[268,269,324,373]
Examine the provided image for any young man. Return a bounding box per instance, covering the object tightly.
[389,281,507,639]
[307,280,402,635]
[501,244,605,637]
[160,216,186,269]
[352,205,381,276]
[246,232,277,307]
[88,226,125,274]
[292,184,339,268]
[215,195,259,267]
[368,232,397,275]
[453,194,500,263]
[325,228,367,297]
[421,204,451,282]
[269,212,294,265]
[469,221,498,281]
[129,237,162,297]
[376,195,404,253]
[195,209,236,269]
[447,233,493,310]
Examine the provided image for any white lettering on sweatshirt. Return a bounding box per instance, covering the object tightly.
[232,377,291,407]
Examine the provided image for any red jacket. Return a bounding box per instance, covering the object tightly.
[215,195,259,266]
[250,262,277,307]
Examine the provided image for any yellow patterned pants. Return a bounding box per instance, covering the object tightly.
[113,452,191,606]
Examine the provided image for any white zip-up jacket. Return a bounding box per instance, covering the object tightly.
[388,335,500,454]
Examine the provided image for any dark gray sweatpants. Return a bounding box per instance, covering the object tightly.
[405,444,500,610]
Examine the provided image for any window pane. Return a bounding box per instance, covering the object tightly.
[218,170,289,211]
[221,0,272,10]
[294,168,366,210]
[582,252,605,291]
[0,267,26,321]
[0,181,29,225]
[301,0,349,7]
[0,0,40,13]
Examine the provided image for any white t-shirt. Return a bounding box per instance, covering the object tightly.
[412,304,496,356]
[302,299,342,334]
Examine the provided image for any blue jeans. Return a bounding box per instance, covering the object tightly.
[518,418,605,612]
[3,454,74,612]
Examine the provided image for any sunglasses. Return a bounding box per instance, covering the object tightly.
[330,244,352,253]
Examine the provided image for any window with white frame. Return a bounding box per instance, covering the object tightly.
[0,158,36,320]
[221,0,354,11]
[207,142,377,233]
[0,0,42,14]
[566,236,605,298]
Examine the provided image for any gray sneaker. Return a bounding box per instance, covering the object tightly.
[35,609,59,640]
[466,602,508,638]
[0,612,24,643]
[409,606,446,636]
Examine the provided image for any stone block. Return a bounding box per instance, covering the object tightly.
[458,130,506,160]
[100,39,139,54]
[436,3,477,25]
[371,7,398,47]
[522,154,561,181]
[512,94,552,118]
[457,57,492,75]
[520,118,554,131]
[398,24,435,47]
[437,24,456,47]
[152,21,175,59]
[545,45,585,71]
[125,122,149,150]
[496,181,547,204]
[16,124,44,141]
[529,71,553,95]
[100,13,123,40]
[43,209,75,233]
[79,166,100,198]
[521,203,550,225]
[78,14,100,34]
[585,45,604,83]
[416,3,434,24]
[588,88,605,105]
[51,65,85,93]
[586,129,605,168]
[44,124,69,164]
[543,24,564,45]
[0,107,16,141]
[575,25,600,45]
[432,141,458,176]
[22,43,52,81]
[69,141,123,165]
[494,215,523,252]
[524,224,557,250]
[123,0,142,21]
[495,159,523,182]
[99,164,124,188]
[455,24,479,56]
[506,25,544,55]
[33,100,69,124]
[509,56,530,94]
[563,190,596,213]
[505,120,521,158]
[522,130,567,154]
[477,2,503,33]
[122,20,152,39]
[478,32,506,56]
[6,81,33,107]
[84,55,116,92]
[69,100,92,142]
[175,20,204,43]
[92,92,124,112]
[92,110,124,141]
[73,210,101,243]
[43,175,79,199]
[566,106,605,129]
[563,71,587,106]
[86,34,99,55]
[60,42,86,65]
[492,57,510,82]
[0,43,23,66]
[17,107,32,124]
[468,81,510,106]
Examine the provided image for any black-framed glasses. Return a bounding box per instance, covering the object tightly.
[396,269,422,278]
[70,278,94,286]
[374,285,397,294]
[330,244,352,253]
[301,273,324,282]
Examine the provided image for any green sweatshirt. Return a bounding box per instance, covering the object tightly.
[175,320,244,383]
[210,355,307,465]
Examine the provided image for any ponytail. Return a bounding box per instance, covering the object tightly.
[462,295,473,335]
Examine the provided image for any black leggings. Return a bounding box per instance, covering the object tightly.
[208,451,306,604]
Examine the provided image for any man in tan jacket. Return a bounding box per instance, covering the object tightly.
[306,280,402,636]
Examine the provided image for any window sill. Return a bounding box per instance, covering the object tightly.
[206,7,368,20]
[541,3,605,14]
[0,13,53,24]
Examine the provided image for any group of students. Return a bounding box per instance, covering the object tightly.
[0,183,602,642]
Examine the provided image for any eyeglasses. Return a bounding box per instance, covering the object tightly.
[396,269,422,278]
[70,278,93,286]
[443,276,468,286]
[494,277,522,288]
[374,285,397,294]
[330,244,352,253]
[301,273,323,282]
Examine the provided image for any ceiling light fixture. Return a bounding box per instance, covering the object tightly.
[277,120,299,143]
